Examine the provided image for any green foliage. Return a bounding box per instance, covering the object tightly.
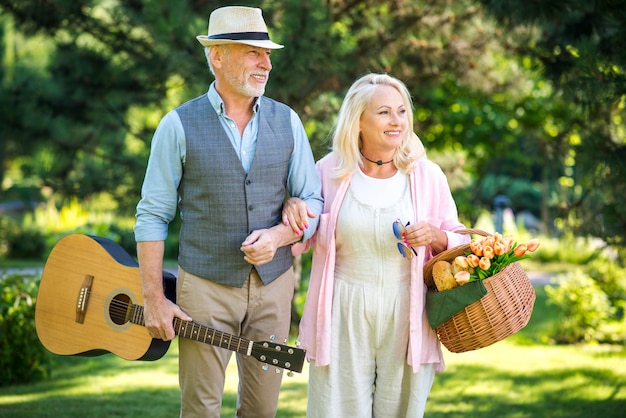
[584,258,626,320]
[539,235,626,344]
[0,216,46,260]
[529,233,603,265]
[5,224,46,260]
[0,198,140,260]
[0,0,625,251]
[546,269,613,344]
[477,0,626,249]
[0,272,52,386]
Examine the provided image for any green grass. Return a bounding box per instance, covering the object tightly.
[1,286,625,417]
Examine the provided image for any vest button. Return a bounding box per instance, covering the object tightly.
[245,179,252,185]
[248,205,254,211]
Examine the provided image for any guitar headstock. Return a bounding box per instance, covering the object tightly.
[251,341,306,373]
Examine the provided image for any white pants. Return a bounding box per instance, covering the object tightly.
[307,273,436,418]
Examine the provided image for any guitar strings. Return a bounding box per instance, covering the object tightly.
[106,295,253,355]
[82,291,300,370]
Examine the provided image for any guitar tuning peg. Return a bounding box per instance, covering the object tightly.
[283,338,288,344]
[287,371,294,377]
[295,340,301,347]
[262,364,269,371]
[270,334,276,342]
[275,368,281,374]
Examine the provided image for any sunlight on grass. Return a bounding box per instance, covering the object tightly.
[427,341,626,417]
[0,341,309,417]
[2,311,626,417]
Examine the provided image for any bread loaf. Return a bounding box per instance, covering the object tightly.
[432,260,458,291]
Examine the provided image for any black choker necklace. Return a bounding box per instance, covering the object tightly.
[360,150,393,166]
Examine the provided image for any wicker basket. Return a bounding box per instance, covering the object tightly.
[423,229,536,353]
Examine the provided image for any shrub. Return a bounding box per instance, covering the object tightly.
[6,227,47,260]
[0,272,52,386]
[584,258,626,320]
[530,233,600,265]
[546,269,612,344]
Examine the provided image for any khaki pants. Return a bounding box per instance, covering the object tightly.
[177,267,295,418]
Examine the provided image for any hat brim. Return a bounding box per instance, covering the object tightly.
[196,36,284,49]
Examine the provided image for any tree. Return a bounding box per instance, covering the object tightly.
[477,0,626,245]
[5,0,610,243]
[2,0,523,216]
[0,0,203,213]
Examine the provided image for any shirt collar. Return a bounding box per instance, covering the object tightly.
[207,82,261,116]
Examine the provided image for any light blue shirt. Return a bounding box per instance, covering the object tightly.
[134,83,323,242]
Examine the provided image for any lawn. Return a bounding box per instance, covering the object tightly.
[1,287,625,417]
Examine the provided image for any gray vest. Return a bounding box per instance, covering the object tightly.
[175,94,294,287]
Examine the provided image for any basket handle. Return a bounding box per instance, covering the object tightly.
[454,228,491,237]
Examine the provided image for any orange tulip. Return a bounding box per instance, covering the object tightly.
[470,239,483,256]
[466,254,480,268]
[502,235,514,252]
[455,270,471,285]
[526,238,541,252]
[514,243,527,257]
[494,241,507,256]
[493,232,503,243]
[483,245,495,259]
[478,256,491,270]
[453,255,469,269]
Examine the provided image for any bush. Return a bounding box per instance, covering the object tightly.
[546,269,613,344]
[0,216,46,260]
[585,258,626,320]
[530,233,600,265]
[0,272,52,386]
[7,227,47,260]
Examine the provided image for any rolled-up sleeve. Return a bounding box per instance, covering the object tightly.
[134,111,185,242]
[287,109,323,242]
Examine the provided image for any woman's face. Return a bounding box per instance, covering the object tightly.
[359,85,408,152]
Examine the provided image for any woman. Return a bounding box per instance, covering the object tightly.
[288,73,469,417]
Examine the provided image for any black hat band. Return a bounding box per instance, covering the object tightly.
[208,32,270,41]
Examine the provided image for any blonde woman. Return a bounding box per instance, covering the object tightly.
[288,73,468,417]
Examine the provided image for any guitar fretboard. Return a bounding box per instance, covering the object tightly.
[129,305,251,355]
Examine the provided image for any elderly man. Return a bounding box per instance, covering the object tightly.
[134,6,322,417]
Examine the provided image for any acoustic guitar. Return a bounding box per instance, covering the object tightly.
[35,234,305,373]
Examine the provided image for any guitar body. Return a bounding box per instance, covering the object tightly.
[35,234,174,361]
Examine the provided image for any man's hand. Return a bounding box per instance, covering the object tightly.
[240,228,281,266]
[143,294,193,341]
[138,240,192,341]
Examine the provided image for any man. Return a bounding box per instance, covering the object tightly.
[134,6,322,417]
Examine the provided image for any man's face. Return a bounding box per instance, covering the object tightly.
[218,43,273,98]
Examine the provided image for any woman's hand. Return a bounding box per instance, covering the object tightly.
[282,197,317,236]
[404,221,448,254]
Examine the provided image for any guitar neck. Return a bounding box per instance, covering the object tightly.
[129,305,252,356]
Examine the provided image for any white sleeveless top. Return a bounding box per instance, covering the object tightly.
[334,167,414,284]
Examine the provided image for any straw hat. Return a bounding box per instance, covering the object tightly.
[196,6,284,49]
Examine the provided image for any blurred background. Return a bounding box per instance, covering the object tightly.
[1,1,625,415]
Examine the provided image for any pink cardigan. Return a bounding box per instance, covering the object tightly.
[293,153,469,373]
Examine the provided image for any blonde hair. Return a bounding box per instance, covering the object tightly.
[330,73,426,179]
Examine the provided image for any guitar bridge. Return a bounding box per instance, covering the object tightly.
[76,274,94,324]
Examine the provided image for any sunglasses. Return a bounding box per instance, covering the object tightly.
[392,219,417,259]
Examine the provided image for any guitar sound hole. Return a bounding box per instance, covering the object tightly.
[109,294,131,325]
